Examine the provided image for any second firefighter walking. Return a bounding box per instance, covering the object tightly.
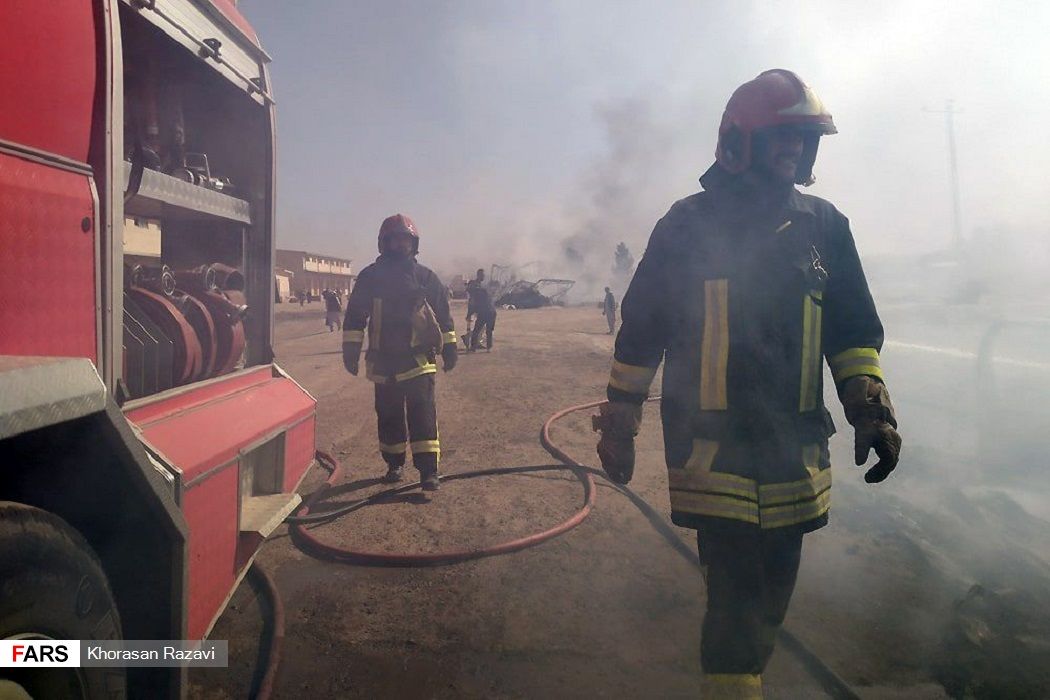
[342,214,459,491]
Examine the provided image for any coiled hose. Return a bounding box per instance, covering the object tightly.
[251,398,858,700]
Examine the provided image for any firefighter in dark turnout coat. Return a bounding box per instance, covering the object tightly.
[594,70,902,698]
[343,214,458,491]
[466,268,497,351]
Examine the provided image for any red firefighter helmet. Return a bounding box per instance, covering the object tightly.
[378,213,420,254]
[715,69,837,185]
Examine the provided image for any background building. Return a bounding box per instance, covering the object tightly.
[275,249,354,300]
[274,267,295,303]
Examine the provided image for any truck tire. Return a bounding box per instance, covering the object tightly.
[0,503,126,700]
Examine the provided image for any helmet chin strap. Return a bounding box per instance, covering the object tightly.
[795,134,821,187]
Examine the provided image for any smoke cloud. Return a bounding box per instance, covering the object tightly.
[245,1,1050,693]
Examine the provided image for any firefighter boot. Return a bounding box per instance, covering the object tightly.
[383,465,404,483]
[420,470,440,492]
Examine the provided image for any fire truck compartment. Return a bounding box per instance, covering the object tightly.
[119,0,272,105]
[124,363,315,638]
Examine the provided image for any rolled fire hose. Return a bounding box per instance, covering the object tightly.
[127,286,203,384]
[175,293,217,378]
[187,282,247,377]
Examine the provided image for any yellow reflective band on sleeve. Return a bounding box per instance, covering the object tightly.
[828,347,883,383]
[410,439,440,455]
[379,442,407,455]
[799,291,823,411]
[700,279,729,410]
[442,331,458,345]
[608,360,658,395]
[343,329,365,343]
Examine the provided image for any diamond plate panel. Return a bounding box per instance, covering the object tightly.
[0,152,97,360]
[0,356,106,440]
[124,162,252,223]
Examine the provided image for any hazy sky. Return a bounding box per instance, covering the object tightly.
[246,0,1050,280]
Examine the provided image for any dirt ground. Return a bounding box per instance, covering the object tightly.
[188,302,958,699]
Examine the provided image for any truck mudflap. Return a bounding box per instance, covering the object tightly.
[124,362,316,639]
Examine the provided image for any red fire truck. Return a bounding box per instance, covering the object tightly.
[1,2,315,697]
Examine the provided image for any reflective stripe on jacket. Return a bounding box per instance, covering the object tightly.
[343,255,456,384]
[608,166,885,533]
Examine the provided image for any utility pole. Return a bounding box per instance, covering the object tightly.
[924,100,963,250]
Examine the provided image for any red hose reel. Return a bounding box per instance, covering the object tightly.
[126,262,248,387]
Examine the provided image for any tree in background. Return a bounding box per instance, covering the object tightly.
[613,242,634,277]
[610,241,635,295]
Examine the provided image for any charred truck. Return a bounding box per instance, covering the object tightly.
[0,2,315,698]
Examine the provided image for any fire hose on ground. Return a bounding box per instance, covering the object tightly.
[248,398,859,700]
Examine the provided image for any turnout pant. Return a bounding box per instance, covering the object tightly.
[374,374,440,474]
[470,310,496,350]
[697,528,804,697]
[605,310,616,334]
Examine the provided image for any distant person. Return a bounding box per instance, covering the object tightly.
[299,292,305,307]
[602,287,617,334]
[466,268,497,352]
[593,70,902,695]
[342,214,458,491]
[323,288,342,331]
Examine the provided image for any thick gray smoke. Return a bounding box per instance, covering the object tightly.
[249,1,1050,694]
[552,99,674,303]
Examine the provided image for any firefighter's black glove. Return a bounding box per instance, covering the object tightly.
[592,402,642,485]
[343,342,361,376]
[841,375,902,484]
[441,343,458,372]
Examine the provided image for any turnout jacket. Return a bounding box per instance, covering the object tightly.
[608,166,886,534]
[466,279,496,319]
[343,254,457,383]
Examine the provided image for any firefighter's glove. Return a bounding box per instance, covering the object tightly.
[592,401,643,485]
[841,375,902,484]
[441,343,458,372]
[343,342,361,376]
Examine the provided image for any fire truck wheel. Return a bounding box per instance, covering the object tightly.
[0,503,126,700]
